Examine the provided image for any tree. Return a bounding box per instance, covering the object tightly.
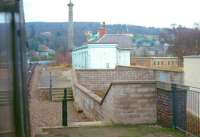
[160,26,200,66]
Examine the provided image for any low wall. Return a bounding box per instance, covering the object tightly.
[155,70,183,84]
[73,67,182,125]
[76,68,154,91]
[73,80,157,124]
[116,66,184,84]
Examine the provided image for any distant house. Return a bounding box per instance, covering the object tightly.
[72,34,133,69]
[38,45,49,56]
[184,55,200,88]
[131,57,179,69]
[31,51,39,57]
[38,45,55,57]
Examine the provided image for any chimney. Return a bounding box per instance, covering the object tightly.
[99,22,107,37]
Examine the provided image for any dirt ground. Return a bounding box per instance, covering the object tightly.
[29,66,62,137]
[38,65,72,88]
[68,101,91,123]
[29,65,91,137]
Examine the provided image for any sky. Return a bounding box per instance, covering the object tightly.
[24,0,200,28]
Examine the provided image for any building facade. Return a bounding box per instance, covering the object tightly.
[131,57,178,69]
[72,34,133,69]
[72,44,131,69]
[184,56,200,88]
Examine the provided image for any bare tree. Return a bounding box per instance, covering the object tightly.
[160,26,200,66]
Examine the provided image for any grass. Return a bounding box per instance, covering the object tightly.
[41,124,185,137]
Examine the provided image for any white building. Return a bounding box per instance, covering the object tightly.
[72,34,132,69]
[184,56,200,88]
[72,44,131,69]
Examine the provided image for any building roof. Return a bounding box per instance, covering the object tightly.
[72,44,118,51]
[96,34,133,49]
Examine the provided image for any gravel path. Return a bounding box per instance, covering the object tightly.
[29,67,62,137]
[29,66,91,137]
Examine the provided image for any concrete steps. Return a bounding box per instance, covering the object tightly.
[0,91,10,105]
[40,121,112,130]
[36,121,112,137]
[69,121,112,127]
[51,88,73,102]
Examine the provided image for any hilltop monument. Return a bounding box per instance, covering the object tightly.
[67,0,74,51]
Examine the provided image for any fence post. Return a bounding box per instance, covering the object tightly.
[49,72,52,101]
[172,83,177,128]
[62,88,68,126]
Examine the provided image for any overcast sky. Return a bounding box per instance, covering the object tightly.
[24,0,200,28]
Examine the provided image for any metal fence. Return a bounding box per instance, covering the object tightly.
[185,88,200,137]
[158,83,200,137]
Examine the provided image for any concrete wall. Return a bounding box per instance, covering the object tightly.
[73,81,157,124]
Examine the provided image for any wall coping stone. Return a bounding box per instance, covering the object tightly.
[74,82,102,103]
[157,81,190,91]
[117,65,183,73]
[75,69,115,71]
[111,80,156,85]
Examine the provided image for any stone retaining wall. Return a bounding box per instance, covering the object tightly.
[73,67,183,125]
[73,80,157,124]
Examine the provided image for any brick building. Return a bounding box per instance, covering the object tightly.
[131,57,179,69]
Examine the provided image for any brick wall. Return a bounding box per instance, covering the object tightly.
[131,58,152,67]
[73,85,104,120]
[73,67,183,125]
[157,87,173,127]
[73,81,157,124]
[116,66,183,84]
[102,82,157,124]
[76,69,154,91]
